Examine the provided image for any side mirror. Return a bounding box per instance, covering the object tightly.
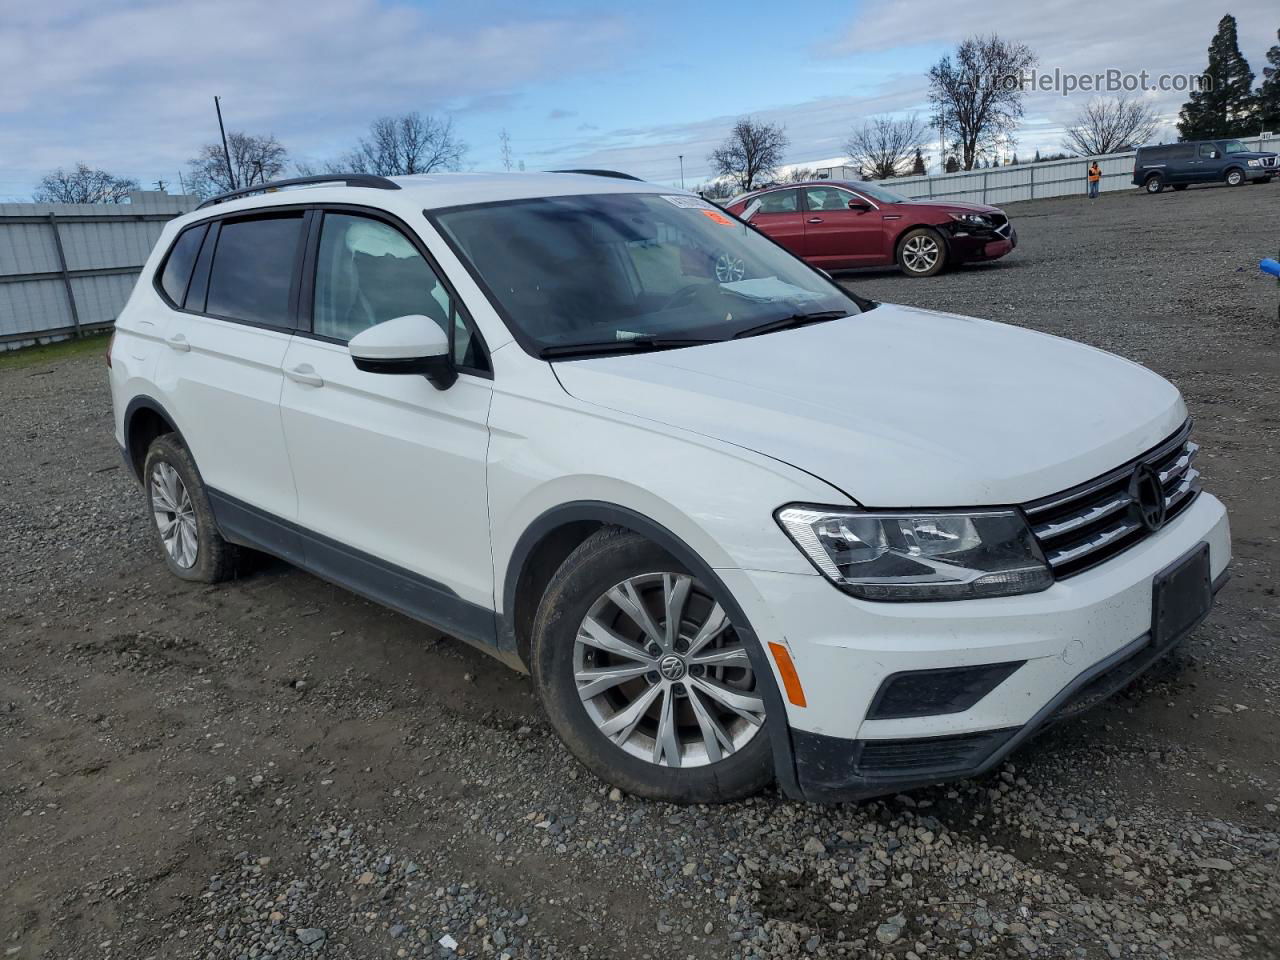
[349,314,456,390]
[847,198,872,211]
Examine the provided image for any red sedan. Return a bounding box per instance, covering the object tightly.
[726,180,1016,278]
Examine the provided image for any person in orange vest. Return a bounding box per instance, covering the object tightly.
[1088,161,1102,199]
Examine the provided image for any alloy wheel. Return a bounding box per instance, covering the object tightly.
[573,572,765,768]
[150,461,198,568]
[902,234,940,273]
[715,253,746,283]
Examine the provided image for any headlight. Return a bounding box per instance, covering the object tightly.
[949,212,992,227]
[775,506,1053,601]
[1247,159,1261,167]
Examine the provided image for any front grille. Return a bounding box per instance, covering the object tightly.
[1023,422,1201,579]
[1262,156,1278,169]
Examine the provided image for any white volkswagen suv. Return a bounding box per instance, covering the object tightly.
[109,172,1230,804]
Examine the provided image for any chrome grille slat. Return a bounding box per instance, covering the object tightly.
[1031,492,1131,539]
[1023,422,1202,578]
[1043,518,1143,567]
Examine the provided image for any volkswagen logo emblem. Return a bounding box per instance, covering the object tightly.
[1129,464,1167,532]
[658,655,686,682]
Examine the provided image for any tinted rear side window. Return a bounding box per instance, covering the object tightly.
[158,223,208,307]
[206,213,304,328]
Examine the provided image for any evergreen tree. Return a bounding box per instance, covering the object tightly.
[911,148,926,175]
[944,155,960,173]
[1178,15,1257,139]
[1258,28,1280,132]
[1011,152,1020,165]
[1033,148,1041,162]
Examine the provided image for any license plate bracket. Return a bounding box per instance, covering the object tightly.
[1151,542,1212,651]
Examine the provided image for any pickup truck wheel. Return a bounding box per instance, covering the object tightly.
[896,227,947,277]
[143,434,239,583]
[531,528,773,803]
[1225,168,1245,186]
[1144,174,1164,194]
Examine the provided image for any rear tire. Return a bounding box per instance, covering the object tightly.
[530,528,773,804]
[1225,168,1245,187]
[896,227,947,277]
[1144,174,1164,194]
[143,434,239,583]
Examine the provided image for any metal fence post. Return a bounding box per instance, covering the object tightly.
[47,212,82,339]
[1029,164,1035,200]
[982,171,989,205]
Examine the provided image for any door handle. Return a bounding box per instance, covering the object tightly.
[285,364,324,387]
[807,217,824,223]
[165,333,190,352]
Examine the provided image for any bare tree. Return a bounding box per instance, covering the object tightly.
[187,132,288,198]
[928,34,1037,170]
[1063,97,1161,155]
[708,118,789,192]
[33,163,138,204]
[783,166,815,183]
[844,114,928,179]
[344,112,466,176]
[499,128,514,171]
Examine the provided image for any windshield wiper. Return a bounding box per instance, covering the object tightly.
[731,310,850,339]
[539,336,721,359]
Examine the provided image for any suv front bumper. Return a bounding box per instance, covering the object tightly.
[721,492,1230,802]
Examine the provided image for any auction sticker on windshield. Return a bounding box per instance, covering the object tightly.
[660,195,716,209]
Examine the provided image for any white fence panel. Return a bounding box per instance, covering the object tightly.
[819,134,1280,206]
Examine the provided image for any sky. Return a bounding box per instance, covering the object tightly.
[1,0,1277,199]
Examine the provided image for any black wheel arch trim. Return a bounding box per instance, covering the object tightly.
[502,500,804,800]
[122,394,193,484]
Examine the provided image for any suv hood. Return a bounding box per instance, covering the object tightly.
[552,304,1186,506]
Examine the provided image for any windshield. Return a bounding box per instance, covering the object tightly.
[432,193,863,356]
[854,183,908,204]
[1221,140,1250,154]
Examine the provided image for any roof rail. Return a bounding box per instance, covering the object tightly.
[196,174,401,209]
[549,169,643,181]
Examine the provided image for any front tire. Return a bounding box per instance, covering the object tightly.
[1225,168,1245,187]
[1144,174,1164,194]
[530,528,773,803]
[896,227,947,277]
[143,434,239,583]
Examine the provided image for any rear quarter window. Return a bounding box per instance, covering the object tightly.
[157,223,208,307]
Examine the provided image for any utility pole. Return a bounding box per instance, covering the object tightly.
[214,96,236,191]
[154,179,168,193]
[678,155,685,190]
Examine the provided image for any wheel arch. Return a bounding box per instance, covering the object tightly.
[499,499,803,799]
[1223,165,1246,182]
[122,395,189,484]
[894,222,950,267]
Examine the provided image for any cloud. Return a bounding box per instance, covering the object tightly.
[0,0,626,191]
[548,108,576,121]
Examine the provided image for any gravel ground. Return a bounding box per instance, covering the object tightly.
[2,182,1278,960]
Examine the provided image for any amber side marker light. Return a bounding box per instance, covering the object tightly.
[767,641,807,707]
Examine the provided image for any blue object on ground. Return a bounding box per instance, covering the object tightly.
[1261,258,1280,278]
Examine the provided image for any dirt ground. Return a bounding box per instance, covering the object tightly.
[1,181,1278,960]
